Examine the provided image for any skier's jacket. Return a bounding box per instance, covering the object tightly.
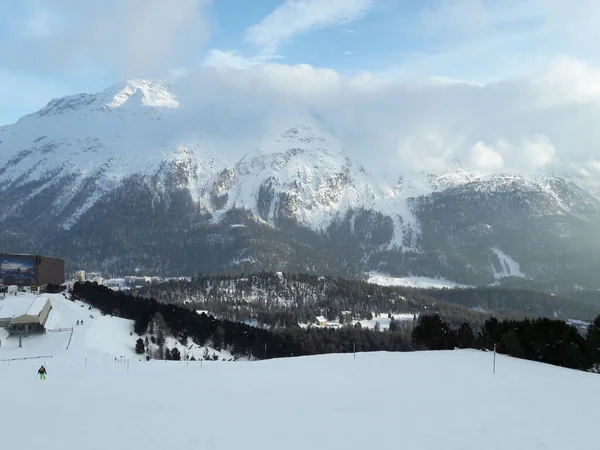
[38,366,47,374]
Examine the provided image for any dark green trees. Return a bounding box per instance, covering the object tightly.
[135,338,145,354]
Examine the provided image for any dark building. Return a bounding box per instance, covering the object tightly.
[0,253,65,289]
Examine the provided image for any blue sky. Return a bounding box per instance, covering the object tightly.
[1,0,599,125]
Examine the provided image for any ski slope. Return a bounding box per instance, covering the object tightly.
[0,292,232,361]
[0,349,597,450]
[368,271,473,289]
[0,292,137,359]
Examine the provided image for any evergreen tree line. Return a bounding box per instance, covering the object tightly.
[134,273,490,330]
[412,314,600,371]
[133,273,599,330]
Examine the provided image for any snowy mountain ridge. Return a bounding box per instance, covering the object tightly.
[1,80,599,287]
[0,79,585,240]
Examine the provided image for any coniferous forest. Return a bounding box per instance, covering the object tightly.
[131,272,600,329]
[71,281,600,373]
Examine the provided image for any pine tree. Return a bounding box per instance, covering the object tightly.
[135,338,145,354]
[157,329,166,348]
[456,322,475,349]
[165,348,172,360]
[412,314,454,350]
[586,316,600,370]
[171,347,181,361]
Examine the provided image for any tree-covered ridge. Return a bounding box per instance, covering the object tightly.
[133,272,487,329]
[132,272,600,329]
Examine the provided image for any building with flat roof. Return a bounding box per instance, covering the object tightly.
[0,253,65,290]
[0,294,52,333]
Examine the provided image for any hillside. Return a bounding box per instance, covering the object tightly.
[1,349,598,450]
[1,81,600,290]
[0,291,230,362]
[131,272,600,327]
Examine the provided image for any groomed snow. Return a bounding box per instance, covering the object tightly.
[1,350,598,449]
[368,272,472,289]
[492,248,526,278]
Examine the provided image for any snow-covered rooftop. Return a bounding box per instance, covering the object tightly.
[0,294,50,320]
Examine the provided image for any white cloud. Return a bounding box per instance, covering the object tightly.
[523,136,556,168]
[168,55,600,194]
[1,0,212,78]
[245,0,374,58]
[203,50,260,70]
[534,57,600,105]
[397,0,600,82]
[589,160,600,174]
[471,142,504,171]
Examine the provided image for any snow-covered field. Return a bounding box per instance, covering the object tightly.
[1,348,597,449]
[368,271,472,289]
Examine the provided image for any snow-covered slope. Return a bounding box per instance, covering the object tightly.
[0,292,231,361]
[368,271,473,289]
[1,349,597,450]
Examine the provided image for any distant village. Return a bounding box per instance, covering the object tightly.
[75,270,192,291]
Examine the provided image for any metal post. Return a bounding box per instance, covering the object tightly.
[353,342,356,359]
[18,335,22,348]
[493,343,496,374]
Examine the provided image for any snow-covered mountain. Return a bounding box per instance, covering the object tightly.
[1,80,599,289]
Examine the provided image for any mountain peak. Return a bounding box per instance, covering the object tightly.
[28,80,178,120]
[100,80,179,110]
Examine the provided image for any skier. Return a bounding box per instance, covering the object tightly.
[38,365,47,380]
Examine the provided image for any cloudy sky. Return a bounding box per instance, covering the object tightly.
[1,0,600,182]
